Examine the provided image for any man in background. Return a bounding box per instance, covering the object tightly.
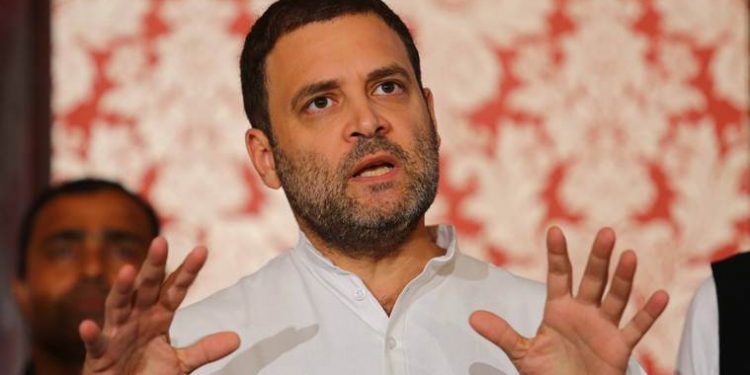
[676,252,750,375]
[12,178,160,375]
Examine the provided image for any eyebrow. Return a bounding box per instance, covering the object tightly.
[41,229,148,246]
[366,64,411,84]
[43,229,85,245]
[290,80,340,111]
[102,230,148,245]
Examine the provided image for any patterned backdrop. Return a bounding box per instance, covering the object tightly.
[51,0,749,373]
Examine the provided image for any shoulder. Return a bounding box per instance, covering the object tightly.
[712,251,750,268]
[711,251,750,293]
[187,250,297,306]
[711,252,750,286]
[444,252,547,335]
[170,251,299,346]
[452,252,546,297]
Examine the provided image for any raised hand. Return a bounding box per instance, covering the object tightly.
[79,237,240,374]
[470,227,668,375]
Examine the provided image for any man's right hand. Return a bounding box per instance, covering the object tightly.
[79,237,240,374]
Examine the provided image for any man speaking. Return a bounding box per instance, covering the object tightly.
[79,1,669,374]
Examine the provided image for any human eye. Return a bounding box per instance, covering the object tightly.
[109,243,144,262]
[304,96,334,113]
[104,233,147,263]
[44,241,77,260]
[372,81,404,96]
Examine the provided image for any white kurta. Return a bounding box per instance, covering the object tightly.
[171,225,644,375]
[675,277,719,375]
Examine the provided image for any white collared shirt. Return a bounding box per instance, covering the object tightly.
[171,225,644,374]
[675,277,719,375]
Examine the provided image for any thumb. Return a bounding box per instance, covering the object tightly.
[469,310,529,361]
[178,331,241,372]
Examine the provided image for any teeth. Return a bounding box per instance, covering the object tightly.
[359,165,393,177]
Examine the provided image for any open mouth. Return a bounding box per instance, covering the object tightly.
[351,155,398,179]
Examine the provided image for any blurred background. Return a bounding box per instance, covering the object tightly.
[1,0,748,374]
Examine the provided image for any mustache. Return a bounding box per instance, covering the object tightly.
[59,277,110,315]
[64,277,110,297]
[338,136,410,176]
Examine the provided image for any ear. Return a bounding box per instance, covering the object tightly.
[422,87,441,148]
[246,128,282,189]
[11,278,31,319]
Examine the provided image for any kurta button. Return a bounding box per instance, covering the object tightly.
[353,288,366,300]
[387,337,397,350]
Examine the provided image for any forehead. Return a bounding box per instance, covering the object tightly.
[265,13,414,98]
[31,190,152,238]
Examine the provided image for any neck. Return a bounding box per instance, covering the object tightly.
[301,219,445,314]
[29,346,82,375]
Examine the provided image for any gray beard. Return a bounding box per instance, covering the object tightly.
[273,129,439,260]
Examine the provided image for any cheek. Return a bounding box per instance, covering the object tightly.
[282,144,340,176]
[26,266,79,302]
[390,125,421,154]
[103,256,144,284]
[299,138,341,167]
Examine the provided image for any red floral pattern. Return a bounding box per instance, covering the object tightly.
[52,0,749,372]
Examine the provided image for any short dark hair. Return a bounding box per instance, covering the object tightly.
[239,0,423,142]
[16,178,161,279]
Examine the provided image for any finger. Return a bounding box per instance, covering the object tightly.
[134,237,169,310]
[177,331,241,372]
[159,246,208,312]
[546,226,573,300]
[600,250,636,324]
[576,227,615,304]
[622,290,670,349]
[469,310,530,361]
[105,264,137,326]
[80,319,107,359]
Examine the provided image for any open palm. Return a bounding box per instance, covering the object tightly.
[470,227,669,375]
[79,237,240,375]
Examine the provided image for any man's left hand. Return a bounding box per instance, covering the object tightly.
[470,227,669,375]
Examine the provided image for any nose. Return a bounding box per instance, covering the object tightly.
[345,97,390,141]
[81,240,104,278]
